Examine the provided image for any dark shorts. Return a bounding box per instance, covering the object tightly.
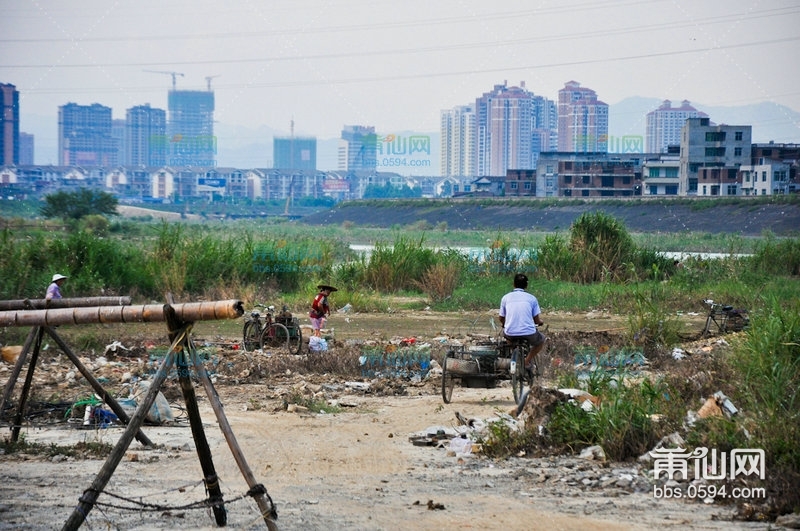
[504,331,546,347]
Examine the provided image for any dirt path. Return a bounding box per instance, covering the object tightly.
[0,309,767,530]
[0,385,765,531]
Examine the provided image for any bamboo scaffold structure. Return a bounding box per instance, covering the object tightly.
[0,299,244,327]
[0,297,279,530]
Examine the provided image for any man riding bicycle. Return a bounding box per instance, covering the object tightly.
[498,273,546,375]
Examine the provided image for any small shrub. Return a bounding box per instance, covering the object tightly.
[569,212,635,283]
[624,284,684,353]
[416,262,461,303]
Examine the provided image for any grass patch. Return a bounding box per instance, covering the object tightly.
[0,436,113,459]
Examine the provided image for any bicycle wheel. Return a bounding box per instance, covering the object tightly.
[242,320,262,352]
[442,356,454,404]
[261,322,290,352]
[702,315,714,338]
[288,325,303,355]
[511,346,526,404]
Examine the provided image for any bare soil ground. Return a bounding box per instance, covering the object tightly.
[0,310,774,530]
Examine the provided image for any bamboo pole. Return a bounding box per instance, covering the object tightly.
[0,327,39,425]
[0,299,244,327]
[61,327,185,531]
[189,336,280,530]
[0,297,132,311]
[10,328,44,441]
[165,303,227,526]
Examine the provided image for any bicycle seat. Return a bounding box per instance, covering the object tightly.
[722,305,733,311]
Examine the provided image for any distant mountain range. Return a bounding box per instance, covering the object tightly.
[20,98,800,174]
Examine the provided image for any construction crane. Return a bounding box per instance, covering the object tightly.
[143,70,185,90]
[284,119,295,217]
[205,75,221,91]
[284,174,295,217]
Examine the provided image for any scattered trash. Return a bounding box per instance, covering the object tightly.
[103,340,131,357]
[558,388,601,410]
[1,345,22,364]
[411,500,445,511]
[579,445,606,461]
[408,426,455,447]
[345,381,371,392]
[697,396,723,418]
[696,391,738,419]
[714,391,738,416]
[337,303,352,313]
[309,336,328,352]
[671,347,686,360]
[573,346,647,376]
[130,380,174,425]
[359,344,430,379]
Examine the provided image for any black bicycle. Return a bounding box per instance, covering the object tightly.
[701,299,749,337]
[242,304,301,354]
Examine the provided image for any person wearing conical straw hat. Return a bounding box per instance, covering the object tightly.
[309,284,337,337]
[46,273,68,301]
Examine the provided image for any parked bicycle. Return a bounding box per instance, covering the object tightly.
[701,299,749,337]
[242,305,302,354]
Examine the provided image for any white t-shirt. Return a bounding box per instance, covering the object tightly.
[499,288,541,336]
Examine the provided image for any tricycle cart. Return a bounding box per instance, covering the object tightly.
[441,344,511,403]
[441,338,537,404]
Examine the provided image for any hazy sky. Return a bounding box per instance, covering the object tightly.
[2,0,800,147]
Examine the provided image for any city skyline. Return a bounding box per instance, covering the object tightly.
[2,0,800,171]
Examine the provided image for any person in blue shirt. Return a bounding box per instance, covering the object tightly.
[498,273,546,372]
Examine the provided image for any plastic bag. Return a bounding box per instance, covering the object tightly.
[309,336,328,352]
[130,380,175,425]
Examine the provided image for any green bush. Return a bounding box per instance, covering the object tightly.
[535,212,673,284]
[569,212,635,283]
[360,235,437,292]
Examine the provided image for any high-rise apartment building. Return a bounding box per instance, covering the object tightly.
[167,90,215,167]
[557,81,608,153]
[440,104,476,177]
[0,83,20,166]
[473,81,556,176]
[274,136,317,170]
[646,100,706,153]
[19,132,34,165]
[112,119,126,166]
[679,117,752,195]
[58,103,118,166]
[126,104,167,167]
[338,125,376,171]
